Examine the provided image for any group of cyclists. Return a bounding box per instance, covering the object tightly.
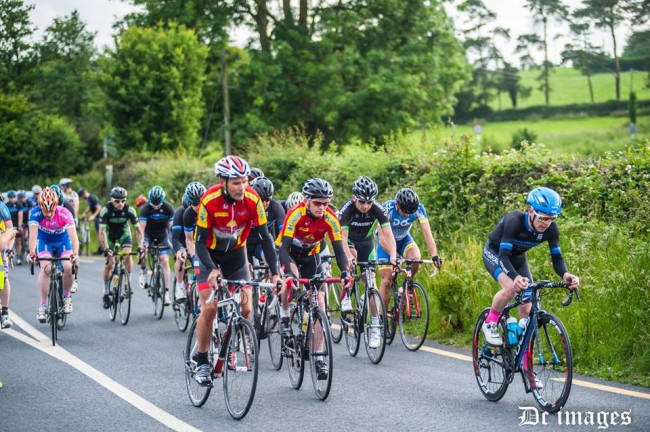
[1,154,580,393]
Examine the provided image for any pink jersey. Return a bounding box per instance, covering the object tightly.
[29,206,75,243]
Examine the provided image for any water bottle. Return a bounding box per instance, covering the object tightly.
[112,274,119,287]
[188,273,195,283]
[522,287,533,302]
[518,318,529,338]
[506,317,519,345]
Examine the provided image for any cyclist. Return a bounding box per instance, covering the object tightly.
[193,156,282,387]
[281,191,304,213]
[0,201,16,328]
[481,187,580,347]
[171,181,205,302]
[98,187,142,309]
[277,178,352,380]
[28,187,79,321]
[247,176,285,266]
[59,178,80,219]
[338,176,397,348]
[27,185,42,208]
[248,167,264,182]
[138,186,174,305]
[78,188,102,254]
[50,184,79,292]
[377,187,441,313]
[5,191,24,264]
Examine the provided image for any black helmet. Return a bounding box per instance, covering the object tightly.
[352,176,378,201]
[302,178,333,199]
[76,188,86,197]
[395,188,419,214]
[248,167,265,182]
[110,187,127,200]
[251,176,274,200]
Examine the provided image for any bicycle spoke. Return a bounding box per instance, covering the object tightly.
[224,320,259,420]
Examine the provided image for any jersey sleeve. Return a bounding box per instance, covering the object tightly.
[99,205,109,226]
[0,203,10,222]
[183,207,196,232]
[247,190,267,227]
[415,203,428,221]
[128,206,138,225]
[338,200,354,229]
[546,223,568,277]
[324,210,343,242]
[371,202,390,226]
[497,212,522,279]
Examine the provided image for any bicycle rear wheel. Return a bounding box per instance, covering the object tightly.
[49,278,58,346]
[363,288,387,365]
[528,312,573,413]
[343,292,360,357]
[287,307,305,389]
[385,287,398,345]
[472,308,509,402]
[153,268,165,319]
[173,283,190,332]
[326,283,343,343]
[309,308,333,401]
[224,319,259,420]
[109,273,119,322]
[118,273,132,326]
[398,281,430,351]
[266,298,283,370]
[184,319,212,407]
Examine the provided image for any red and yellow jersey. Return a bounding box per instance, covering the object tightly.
[196,185,267,252]
[276,202,342,256]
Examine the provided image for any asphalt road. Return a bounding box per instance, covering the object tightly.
[1,257,649,431]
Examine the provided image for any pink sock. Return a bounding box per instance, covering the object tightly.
[486,308,500,323]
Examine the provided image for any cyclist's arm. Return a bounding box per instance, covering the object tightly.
[341,228,354,264]
[80,207,89,218]
[5,219,16,250]
[90,205,101,220]
[98,225,108,251]
[28,222,38,254]
[331,239,350,275]
[185,231,195,257]
[0,228,16,250]
[257,223,279,276]
[67,225,79,256]
[418,218,438,257]
[377,223,397,262]
[547,224,568,278]
[278,236,294,276]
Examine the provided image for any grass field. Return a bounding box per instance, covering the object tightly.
[489,67,650,110]
[425,114,650,154]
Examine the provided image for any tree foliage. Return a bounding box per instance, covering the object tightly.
[0,0,35,92]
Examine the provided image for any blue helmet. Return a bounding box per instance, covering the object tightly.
[6,190,17,198]
[148,185,166,206]
[526,187,562,215]
[50,184,65,204]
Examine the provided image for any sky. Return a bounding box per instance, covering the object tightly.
[26,0,631,65]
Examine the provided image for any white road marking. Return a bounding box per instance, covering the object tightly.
[6,313,201,432]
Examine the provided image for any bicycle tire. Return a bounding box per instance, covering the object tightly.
[56,279,67,330]
[184,319,212,407]
[224,319,259,420]
[153,267,165,319]
[309,307,333,401]
[398,281,430,351]
[528,312,573,413]
[363,288,387,365]
[119,272,132,326]
[287,306,305,390]
[343,290,360,357]
[266,299,283,370]
[326,283,343,343]
[109,273,119,322]
[174,283,190,332]
[385,284,398,345]
[472,308,509,402]
[49,276,58,346]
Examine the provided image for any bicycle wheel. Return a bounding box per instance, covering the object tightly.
[174,283,190,332]
[56,280,67,330]
[224,319,259,420]
[385,287,398,345]
[364,288,387,365]
[527,312,573,413]
[472,308,509,402]
[287,307,305,389]
[343,292,360,357]
[190,282,201,319]
[83,229,90,256]
[309,308,333,401]
[398,281,430,351]
[118,272,132,326]
[266,298,283,370]
[326,283,343,343]
[49,278,58,346]
[184,319,212,407]
[153,267,165,319]
[109,273,119,322]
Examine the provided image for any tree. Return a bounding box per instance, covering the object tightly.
[524,0,569,105]
[0,0,35,92]
[496,63,531,109]
[561,19,606,104]
[575,0,627,101]
[101,24,208,154]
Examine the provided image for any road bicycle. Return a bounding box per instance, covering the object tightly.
[472,280,580,413]
[106,243,138,326]
[172,259,197,332]
[384,258,436,351]
[31,255,71,346]
[283,272,348,401]
[144,242,169,319]
[340,260,387,364]
[80,217,91,256]
[321,254,343,343]
[250,260,283,370]
[184,278,274,420]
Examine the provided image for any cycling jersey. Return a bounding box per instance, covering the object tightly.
[29,206,75,257]
[276,202,341,256]
[248,199,285,259]
[0,202,11,232]
[183,205,198,236]
[139,202,174,239]
[0,202,10,289]
[338,199,389,241]
[382,200,428,242]
[172,203,189,252]
[485,210,567,281]
[99,202,138,243]
[6,200,23,226]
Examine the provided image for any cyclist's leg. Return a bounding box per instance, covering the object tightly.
[193,253,219,384]
[36,244,54,316]
[158,238,172,293]
[119,232,134,273]
[402,235,421,274]
[0,252,11,327]
[220,248,251,319]
[376,241,394,309]
[173,247,187,300]
[103,238,117,308]
[515,261,533,320]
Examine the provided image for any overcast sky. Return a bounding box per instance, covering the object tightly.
[26,0,630,65]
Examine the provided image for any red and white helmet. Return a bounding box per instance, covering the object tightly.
[214,155,251,179]
[39,186,59,213]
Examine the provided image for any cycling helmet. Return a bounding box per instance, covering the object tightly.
[39,187,59,212]
[302,178,334,199]
[6,190,16,198]
[251,177,274,200]
[395,188,419,214]
[184,181,206,206]
[352,176,378,201]
[286,192,304,209]
[214,155,251,179]
[17,191,26,199]
[76,188,86,197]
[110,186,128,200]
[248,167,264,182]
[32,185,42,194]
[148,185,166,206]
[50,184,65,205]
[526,186,562,215]
[134,194,148,208]
[59,178,73,187]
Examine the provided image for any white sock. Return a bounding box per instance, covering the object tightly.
[372,317,379,326]
[280,307,290,319]
[103,280,110,295]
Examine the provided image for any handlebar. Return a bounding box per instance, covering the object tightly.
[517,280,580,307]
[206,277,282,305]
[30,256,72,275]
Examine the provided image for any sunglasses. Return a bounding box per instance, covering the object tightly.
[356,198,372,205]
[311,200,330,208]
[112,199,126,204]
[533,210,558,223]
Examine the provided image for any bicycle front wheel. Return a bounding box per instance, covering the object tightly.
[309,308,333,401]
[109,274,119,322]
[224,319,259,420]
[326,283,343,343]
[343,293,360,357]
[184,319,212,407]
[266,298,283,370]
[528,312,573,413]
[472,308,509,402]
[287,306,305,389]
[364,288,387,365]
[118,273,132,326]
[174,284,190,332]
[385,287,398,345]
[153,268,165,320]
[398,281,430,351]
[49,278,59,346]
